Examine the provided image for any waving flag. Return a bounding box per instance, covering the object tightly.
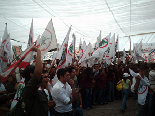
[4,34,12,59]
[149,49,155,55]
[94,30,101,50]
[0,24,9,72]
[39,19,57,56]
[132,40,144,61]
[66,35,75,65]
[57,26,71,69]
[122,48,126,64]
[106,34,115,64]
[0,44,34,82]
[92,33,111,58]
[79,41,86,60]
[115,35,119,52]
[79,38,82,51]
[27,19,33,48]
[79,42,92,63]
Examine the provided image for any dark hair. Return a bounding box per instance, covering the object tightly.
[66,66,75,73]
[118,64,123,68]
[83,67,92,77]
[151,63,155,70]
[57,68,68,79]
[108,65,114,72]
[22,65,35,85]
[139,65,149,71]
[98,69,102,73]
[0,94,11,105]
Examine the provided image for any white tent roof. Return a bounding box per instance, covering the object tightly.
[0,0,155,51]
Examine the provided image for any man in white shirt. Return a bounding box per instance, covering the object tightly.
[52,68,77,116]
[134,65,155,116]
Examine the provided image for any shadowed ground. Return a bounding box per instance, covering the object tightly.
[83,97,137,116]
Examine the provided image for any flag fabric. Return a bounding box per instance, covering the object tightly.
[94,31,101,50]
[79,38,82,51]
[4,34,12,59]
[79,41,86,60]
[17,48,34,68]
[0,44,34,82]
[57,26,71,69]
[79,42,91,63]
[36,35,41,48]
[106,34,115,65]
[0,24,8,56]
[149,49,155,55]
[92,33,111,58]
[135,40,142,57]
[11,78,25,109]
[12,46,22,58]
[39,19,57,56]
[134,40,144,60]
[0,38,1,53]
[122,48,126,64]
[27,19,33,48]
[66,36,75,65]
[78,38,82,57]
[0,24,9,72]
[115,35,119,52]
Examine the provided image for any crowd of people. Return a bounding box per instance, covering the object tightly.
[0,47,155,116]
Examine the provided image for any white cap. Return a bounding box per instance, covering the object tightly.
[123,73,130,77]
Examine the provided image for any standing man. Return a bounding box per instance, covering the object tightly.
[67,66,83,116]
[134,65,155,116]
[22,47,49,116]
[52,68,77,116]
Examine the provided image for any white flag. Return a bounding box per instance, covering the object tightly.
[27,19,33,48]
[106,34,115,64]
[115,35,119,52]
[94,30,101,50]
[79,42,91,63]
[66,37,75,65]
[4,34,12,59]
[134,40,144,61]
[78,38,82,58]
[79,41,87,60]
[57,26,71,69]
[92,33,111,58]
[0,44,34,82]
[39,19,57,56]
[122,48,126,64]
[0,24,9,72]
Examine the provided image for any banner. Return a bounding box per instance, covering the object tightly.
[133,43,155,53]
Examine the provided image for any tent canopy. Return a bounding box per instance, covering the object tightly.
[0,0,155,51]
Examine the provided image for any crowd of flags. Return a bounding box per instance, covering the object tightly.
[0,18,155,82]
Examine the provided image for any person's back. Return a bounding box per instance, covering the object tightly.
[22,74,48,116]
[122,79,130,89]
[21,47,48,116]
